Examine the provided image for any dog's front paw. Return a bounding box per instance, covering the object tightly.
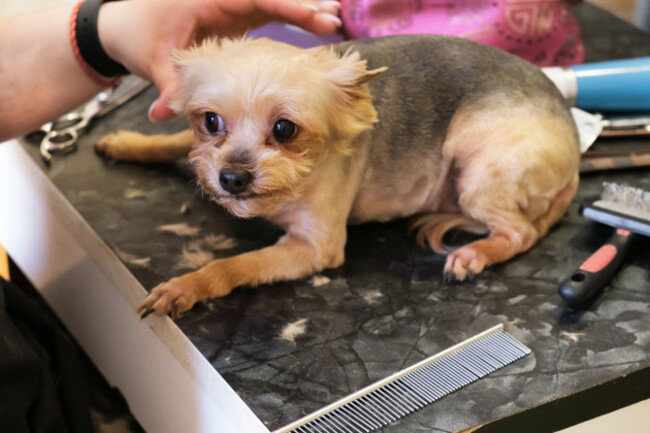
[137,276,200,320]
[443,246,489,283]
[95,130,146,160]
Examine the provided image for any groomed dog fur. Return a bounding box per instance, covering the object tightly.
[96,35,580,318]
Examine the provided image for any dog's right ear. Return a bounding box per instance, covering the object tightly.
[168,39,223,116]
[168,48,199,116]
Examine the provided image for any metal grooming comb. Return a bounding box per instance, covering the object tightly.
[274,324,530,433]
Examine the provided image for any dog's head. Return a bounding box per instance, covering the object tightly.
[170,38,385,218]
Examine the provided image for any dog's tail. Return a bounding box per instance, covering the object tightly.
[409,213,489,254]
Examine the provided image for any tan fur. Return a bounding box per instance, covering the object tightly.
[410,213,488,254]
[432,104,579,279]
[96,37,580,318]
[96,130,192,162]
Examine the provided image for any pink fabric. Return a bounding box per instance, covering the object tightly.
[339,0,584,66]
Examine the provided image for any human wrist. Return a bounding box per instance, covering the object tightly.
[69,1,116,87]
[76,0,128,79]
[95,0,127,74]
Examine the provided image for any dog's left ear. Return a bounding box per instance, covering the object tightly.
[327,48,387,89]
[353,65,388,86]
[318,48,387,143]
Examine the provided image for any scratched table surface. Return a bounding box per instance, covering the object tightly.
[16,4,650,432]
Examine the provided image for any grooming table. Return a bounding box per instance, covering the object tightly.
[1,4,650,432]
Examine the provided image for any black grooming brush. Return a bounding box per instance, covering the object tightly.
[558,182,650,307]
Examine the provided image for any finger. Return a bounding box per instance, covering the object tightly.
[198,0,341,35]
[315,1,342,16]
[149,93,176,122]
[253,0,342,33]
[216,0,320,20]
[256,0,342,34]
[147,55,181,122]
[307,10,343,35]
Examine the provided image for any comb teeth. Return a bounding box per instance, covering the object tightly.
[601,182,650,214]
[275,325,530,433]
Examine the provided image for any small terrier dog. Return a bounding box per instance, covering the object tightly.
[97,35,580,318]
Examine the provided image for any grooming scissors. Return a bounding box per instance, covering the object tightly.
[39,75,151,164]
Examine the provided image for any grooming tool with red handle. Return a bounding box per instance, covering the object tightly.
[558,228,636,307]
[558,182,650,307]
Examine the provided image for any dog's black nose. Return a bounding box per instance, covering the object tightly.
[219,167,252,195]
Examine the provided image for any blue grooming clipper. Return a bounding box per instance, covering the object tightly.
[543,57,650,112]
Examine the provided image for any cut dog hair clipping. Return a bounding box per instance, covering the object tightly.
[274,324,530,433]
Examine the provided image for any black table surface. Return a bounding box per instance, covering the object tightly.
[16,3,650,432]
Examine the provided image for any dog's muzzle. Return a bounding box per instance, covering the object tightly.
[219,167,253,195]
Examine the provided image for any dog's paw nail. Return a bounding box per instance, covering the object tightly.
[466,270,475,282]
[140,308,155,319]
[443,272,455,284]
[94,140,106,153]
[171,304,181,321]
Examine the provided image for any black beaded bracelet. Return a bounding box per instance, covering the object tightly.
[75,0,129,78]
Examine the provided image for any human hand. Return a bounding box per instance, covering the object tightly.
[98,0,341,122]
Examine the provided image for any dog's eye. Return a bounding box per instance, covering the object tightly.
[273,119,298,143]
[204,112,225,135]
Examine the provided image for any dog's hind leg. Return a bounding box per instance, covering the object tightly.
[531,172,579,238]
[443,173,578,281]
[432,102,580,281]
[95,129,193,162]
[442,202,545,281]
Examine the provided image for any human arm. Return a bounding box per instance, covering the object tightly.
[0,0,341,142]
[0,5,99,142]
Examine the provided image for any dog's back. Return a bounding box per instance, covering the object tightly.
[337,35,575,200]
[336,35,573,149]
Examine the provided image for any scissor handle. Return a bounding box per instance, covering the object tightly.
[52,111,85,130]
[37,87,116,165]
[42,128,79,151]
[40,128,79,164]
